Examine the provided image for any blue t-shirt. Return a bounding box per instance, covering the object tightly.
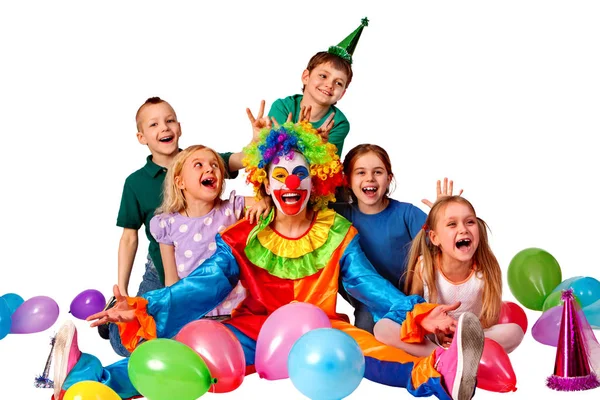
[333,199,427,288]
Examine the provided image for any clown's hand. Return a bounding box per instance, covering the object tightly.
[419,302,460,334]
[87,285,135,327]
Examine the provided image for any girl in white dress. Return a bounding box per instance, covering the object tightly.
[374,196,524,356]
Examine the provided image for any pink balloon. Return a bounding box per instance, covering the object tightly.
[498,301,528,333]
[175,320,245,393]
[531,305,562,346]
[10,296,59,334]
[255,302,331,380]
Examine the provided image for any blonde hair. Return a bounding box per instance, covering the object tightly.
[156,145,227,215]
[404,196,502,328]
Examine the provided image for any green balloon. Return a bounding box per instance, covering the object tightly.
[128,338,214,400]
[542,290,563,311]
[507,248,562,311]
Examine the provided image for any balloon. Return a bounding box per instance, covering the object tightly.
[128,338,214,400]
[288,328,365,400]
[531,305,562,346]
[542,289,584,311]
[498,301,528,333]
[1,293,24,314]
[63,380,121,400]
[0,298,11,340]
[559,276,600,308]
[255,302,331,380]
[542,290,565,311]
[9,295,59,334]
[477,338,517,393]
[507,248,562,310]
[70,289,106,320]
[175,320,245,393]
[583,298,600,329]
[551,276,584,293]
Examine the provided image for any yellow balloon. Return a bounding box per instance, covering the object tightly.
[63,380,121,400]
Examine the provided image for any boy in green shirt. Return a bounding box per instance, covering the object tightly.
[102,97,246,356]
[268,18,368,157]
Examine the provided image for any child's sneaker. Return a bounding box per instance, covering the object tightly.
[97,295,116,339]
[53,321,81,400]
[434,312,484,400]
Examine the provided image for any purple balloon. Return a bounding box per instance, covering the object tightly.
[532,306,562,346]
[10,296,59,334]
[70,289,106,320]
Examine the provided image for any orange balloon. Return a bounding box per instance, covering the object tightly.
[63,380,121,400]
[477,338,517,393]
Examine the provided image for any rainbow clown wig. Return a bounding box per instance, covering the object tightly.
[243,122,344,210]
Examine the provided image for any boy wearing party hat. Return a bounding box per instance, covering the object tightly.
[268,18,368,157]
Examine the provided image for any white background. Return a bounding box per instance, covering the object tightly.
[1,1,599,399]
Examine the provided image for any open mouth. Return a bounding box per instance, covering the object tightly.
[201,177,217,189]
[362,186,378,197]
[159,135,174,143]
[456,238,472,249]
[282,192,302,204]
[318,88,332,96]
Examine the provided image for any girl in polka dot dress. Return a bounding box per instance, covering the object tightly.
[150,145,270,319]
[374,196,524,356]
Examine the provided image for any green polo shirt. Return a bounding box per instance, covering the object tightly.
[116,152,238,283]
[268,94,350,156]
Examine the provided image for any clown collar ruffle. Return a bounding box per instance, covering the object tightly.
[244,208,351,280]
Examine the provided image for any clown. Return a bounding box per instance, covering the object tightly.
[51,122,484,400]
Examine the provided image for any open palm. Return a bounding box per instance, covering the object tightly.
[87,285,135,327]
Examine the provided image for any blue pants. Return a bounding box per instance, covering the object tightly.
[109,256,164,357]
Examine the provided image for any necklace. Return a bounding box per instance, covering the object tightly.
[184,209,190,217]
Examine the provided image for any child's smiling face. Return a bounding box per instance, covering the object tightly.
[136,102,182,157]
[429,201,480,264]
[301,62,348,107]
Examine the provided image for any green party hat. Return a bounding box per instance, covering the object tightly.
[328,17,369,64]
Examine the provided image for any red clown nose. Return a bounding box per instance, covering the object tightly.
[285,174,301,190]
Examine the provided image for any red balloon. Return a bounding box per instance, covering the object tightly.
[477,338,517,393]
[498,301,528,333]
[175,320,245,393]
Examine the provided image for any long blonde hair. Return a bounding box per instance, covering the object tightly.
[156,145,227,215]
[404,196,502,328]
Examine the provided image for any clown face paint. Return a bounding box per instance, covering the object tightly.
[267,151,311,216]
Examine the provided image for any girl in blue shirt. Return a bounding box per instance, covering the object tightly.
[334,144,459,333]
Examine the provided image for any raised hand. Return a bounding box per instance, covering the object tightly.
[86,285,135,327]
[298,105,334,142]
[419,301,461,334]
[246,100,272,143]
[421,177,464,208]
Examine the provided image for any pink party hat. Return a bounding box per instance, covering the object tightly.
[547,289,600,391]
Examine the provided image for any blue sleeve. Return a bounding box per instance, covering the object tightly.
[142,235,239,339]
[407,205,427,239]
[340,234,425,324]
[268,98,291,126]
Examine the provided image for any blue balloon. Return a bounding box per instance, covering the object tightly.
[288,328,365,400]
[552,276,600,308]
[552,276,584,293]
[0,298,12,340]
[583,299,600,329]
[1,293,24,314]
